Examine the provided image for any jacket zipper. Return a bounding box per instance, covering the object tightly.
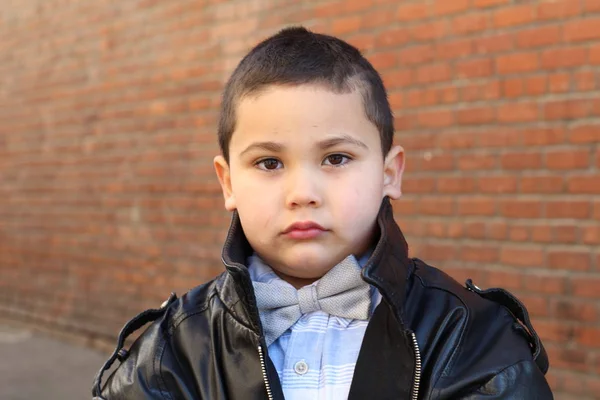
[258,345,274,400]
[410,331,422,400]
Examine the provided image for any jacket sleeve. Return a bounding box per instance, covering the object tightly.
[92,319,194,400]
[460,360,553,399]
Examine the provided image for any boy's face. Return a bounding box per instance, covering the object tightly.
[214,84,404,288]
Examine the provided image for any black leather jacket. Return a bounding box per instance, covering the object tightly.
[93,199,553,399]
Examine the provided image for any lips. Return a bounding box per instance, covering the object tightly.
[282,221,326,239]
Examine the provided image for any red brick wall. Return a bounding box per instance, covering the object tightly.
[1,1,599,398]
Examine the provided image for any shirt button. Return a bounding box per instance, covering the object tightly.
[294,360,309,375]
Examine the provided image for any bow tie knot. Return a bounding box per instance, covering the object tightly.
[252,255,372,346]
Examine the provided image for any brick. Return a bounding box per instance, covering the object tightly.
[437,38,473,60]
[520,295,549,317]
[501,152,542,169]
[502,78,523,98]
[419,197,455,216]
[461,245,499,263]
[585,0,600,12]
[457,153,497,170]
[455,58,493,78]
[590,44,600,65]
[524,75,547,95]
[479,175,518,193]
[433,0,469,16]
[582,225,600,244]
[538,0,581,20]
[362,8,395,29]
[568,175,600,194]
[398,44,435,66]
[531,224,553,243]
[458,197,496,216]
[546,201,591,219]
[417,109,454,128]
[421,153,455,171]
[573,70,596,91]
[520,175,564,193]
[396,3,429,21]
[452,13,488,35]
[546,149,590,170]
[412,20,449,42]
[548,73,571,93]
[547,346,590,372]
[564,18,600,42]
[570,124,600,143]
[500,199,543,219]
[534,320,579,344]
[456,107,495,125]
[522,127,565,146]
[388,92,404,108]
[553,225,577,243]
[508,225,529,241]
[438,86,459,104]
[369,51,398,70]
[384,69,413,89]
[500,245,544,267]
[464,222,487,239]
[486,270,522,290]
[573,276,600,299]
[397,131,434,149]
[343,0,375,13]
[437,131,478,149]
[403,177,436,193]
[474,32,514,54]
[544,99,590,120]
[331,15,363,34]
[524,274,567,295]
[415,63,452,84]
[349,33,376,51]
[473,0,510,8]
[541,47,588,70]
[406,89,436,107]
[496,102,539,123]
[496,52,538,74]
[438,176,476,193]
[462,80,502,102]
[548,251,591,271]
[375,28,411,48]
[493,5,536,28]
[551,299,597,322]
[516,25,562,48]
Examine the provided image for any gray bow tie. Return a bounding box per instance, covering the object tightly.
[253,255,371,346]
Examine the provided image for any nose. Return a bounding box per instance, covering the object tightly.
[284,166,322,209]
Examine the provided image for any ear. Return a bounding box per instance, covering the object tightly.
[213,155,237,211]
[382,145,405,200]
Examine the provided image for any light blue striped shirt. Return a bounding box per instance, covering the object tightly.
[249,254,381,400]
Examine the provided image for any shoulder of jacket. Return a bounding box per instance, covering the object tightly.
[92,272,226,398]
[409,258,548,383]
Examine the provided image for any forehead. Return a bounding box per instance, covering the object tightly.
[230,84,380,151]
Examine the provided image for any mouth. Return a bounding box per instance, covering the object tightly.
[282,221,327,240]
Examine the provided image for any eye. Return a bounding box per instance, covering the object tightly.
[256,158,283,171]
[323,154,350,166]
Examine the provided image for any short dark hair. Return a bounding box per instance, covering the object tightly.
[217,26,394,163]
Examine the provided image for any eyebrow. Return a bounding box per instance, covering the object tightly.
[318,134,369,150]
[240,141,284,156]
[239,134,369,157]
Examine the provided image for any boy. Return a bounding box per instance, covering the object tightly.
[93,27,553,399]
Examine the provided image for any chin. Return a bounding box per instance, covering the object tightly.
[280,249,344,278]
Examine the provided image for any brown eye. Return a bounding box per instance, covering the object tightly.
[257,158,282,171]
[324,154,350,166]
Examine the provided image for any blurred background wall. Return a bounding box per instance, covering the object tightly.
[1,0,599,398]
